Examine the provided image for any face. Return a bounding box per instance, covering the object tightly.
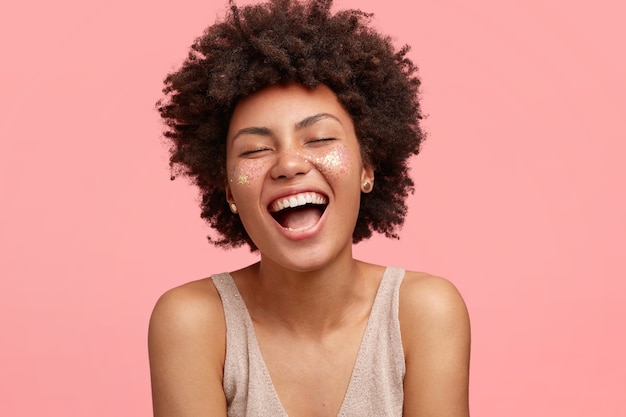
[225,84,374,272]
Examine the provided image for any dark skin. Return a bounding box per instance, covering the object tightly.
[158,0,424,249]
[149,85,470,416]
[149,264,470,416]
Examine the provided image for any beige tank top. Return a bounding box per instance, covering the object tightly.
[211,266,406,417]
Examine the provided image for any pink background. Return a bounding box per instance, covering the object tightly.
[1,0,624,415]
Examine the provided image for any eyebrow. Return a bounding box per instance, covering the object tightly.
[230,113,342,142]
[295,113,342,130]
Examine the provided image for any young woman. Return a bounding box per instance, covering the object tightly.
[149,1,470,416]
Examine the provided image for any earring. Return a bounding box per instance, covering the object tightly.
[362,181,373,192]
[229,203,238,214]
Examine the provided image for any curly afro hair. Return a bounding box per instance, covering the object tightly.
[158,0,425,250]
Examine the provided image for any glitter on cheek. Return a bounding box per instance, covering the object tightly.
[228,159,267,186]
[308,145,351,179]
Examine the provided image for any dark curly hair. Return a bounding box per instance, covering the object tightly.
[158,0,424,250]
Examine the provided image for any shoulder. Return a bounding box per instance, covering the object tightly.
[398,270,470,357]
[399,271,469,331]
[148,277,228,416]
[149,277,226,344]
[399,271,471,416]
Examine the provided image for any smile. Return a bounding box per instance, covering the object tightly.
[268,191,328,232]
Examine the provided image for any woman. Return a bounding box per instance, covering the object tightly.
[149,0,470,416]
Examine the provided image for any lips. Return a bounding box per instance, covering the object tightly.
[268,191,328,231]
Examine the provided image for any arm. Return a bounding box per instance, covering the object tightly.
[400,273,471,417]
[148,280,228,417]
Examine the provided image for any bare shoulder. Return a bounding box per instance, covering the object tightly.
[399,271,469,331]
[149,278,225,339]
[399,270,470,354]
[148,278,227,417]
[399,271,471,417]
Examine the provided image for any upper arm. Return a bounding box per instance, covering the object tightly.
[399,273,471,417]
[148,280,228,417]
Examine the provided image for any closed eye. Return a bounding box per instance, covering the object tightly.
[240,147,270,156]
[306,138,336,146]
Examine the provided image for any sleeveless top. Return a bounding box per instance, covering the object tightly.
[211,266,406,417]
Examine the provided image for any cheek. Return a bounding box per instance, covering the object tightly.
[305,144,353,180]
[228,159,266,187]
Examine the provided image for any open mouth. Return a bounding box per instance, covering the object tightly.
[269,192,328,231]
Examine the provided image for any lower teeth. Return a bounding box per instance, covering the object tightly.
[284,225,311,232]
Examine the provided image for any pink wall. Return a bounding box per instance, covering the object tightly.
[1,0,624,415]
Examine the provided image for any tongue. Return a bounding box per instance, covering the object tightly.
[281,206,322,230]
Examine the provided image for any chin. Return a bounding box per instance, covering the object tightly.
[259,240,352,273]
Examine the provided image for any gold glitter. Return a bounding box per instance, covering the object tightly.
[309,146,350,178]
[321,150,342,168]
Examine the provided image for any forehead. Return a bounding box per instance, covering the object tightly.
[227,84,354,136]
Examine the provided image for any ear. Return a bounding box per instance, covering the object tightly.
[224,182,240,214]
[360,163,375,193]
[225,182,235,204]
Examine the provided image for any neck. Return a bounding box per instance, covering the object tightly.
[248,257,369,336]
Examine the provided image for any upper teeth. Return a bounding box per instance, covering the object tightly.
[270,192,327,212]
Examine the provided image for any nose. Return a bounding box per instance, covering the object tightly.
[269,148,311,180]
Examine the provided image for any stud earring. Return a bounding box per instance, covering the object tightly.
[229,203,238,214]
[362,181,373,192]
